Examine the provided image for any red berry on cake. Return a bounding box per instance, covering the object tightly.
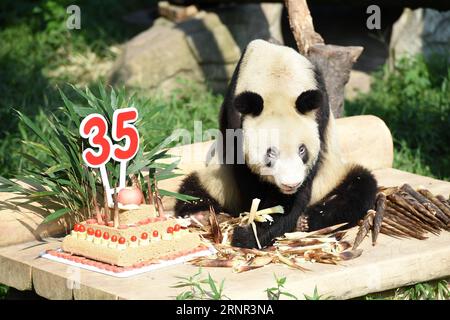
[103,232,110,240]
[117,237,127,250]
[174,224,181,232]
[167,227,174,234]
[86,227,95,241]
[140,232,150,246]
[153,230,159,237]
[73,224,80,232]
[78,225,86,233]
[95,230,102,238]
[111,235,118,242]
[131,236,137,242]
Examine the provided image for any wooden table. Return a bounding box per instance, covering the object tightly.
[1,168,449,300]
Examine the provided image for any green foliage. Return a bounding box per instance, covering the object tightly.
[346,55,450,180]
[0,284,8,299]
[363,279,450,300]
[393,279,450,300]
[265,274,298,300]
[173,268,228,300]
[303,286,330,300]
[0,85,194,223]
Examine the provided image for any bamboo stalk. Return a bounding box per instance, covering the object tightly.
[382,216,427,240]
[401,184,448,225]
[387,200,440,234]
[372,193,386,245]
[398,191,445,227]
[436,195,450,210]
[380,224,407,238]
[417,188,450,222]
[384,210,428,236]
[388,193,442,227]
[353,210,374,249]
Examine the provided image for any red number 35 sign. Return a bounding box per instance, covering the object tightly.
[80,108,139,168]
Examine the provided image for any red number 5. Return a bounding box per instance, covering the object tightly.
[111,108,139,162]
[80,114,112,167]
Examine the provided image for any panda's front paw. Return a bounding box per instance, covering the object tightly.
[297,214,309,232]
[231,225,260,249]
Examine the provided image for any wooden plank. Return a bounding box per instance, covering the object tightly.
[0,168,449,299]
[1,230,449,300]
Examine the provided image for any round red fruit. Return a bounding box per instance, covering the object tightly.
[130,236,137,242]
[167,227,174,234]
[117,187,144,206]
[174,224,181,232]
[78,225,86,233]
[141,232,148,240]
[118,237,126,245]
[152,230,159,237]
[111,235,118,242]
[95,230,102,238]
[87,228,94,236]
[103,232,110,240]
[73,224,79,232]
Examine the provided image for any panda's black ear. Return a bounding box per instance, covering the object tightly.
[234,91,264,116]
[295,90,323,114]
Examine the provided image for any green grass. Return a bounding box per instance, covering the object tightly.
[363,278,449,300]
[0,284,8,299]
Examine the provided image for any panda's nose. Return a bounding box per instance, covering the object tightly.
[281,182,300,189]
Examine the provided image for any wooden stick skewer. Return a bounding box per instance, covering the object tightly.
[103,186,110,224]
[93,195,103,224]
[146,173,154,205]
[154,175,164,217]
[113,187,119,228]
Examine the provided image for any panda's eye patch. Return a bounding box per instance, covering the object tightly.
[299,144,308,162]
[265,147,278,167]
[234,91,264,116]
[295,90,322,114]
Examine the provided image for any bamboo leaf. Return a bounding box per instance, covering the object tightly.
[42,207,71,224]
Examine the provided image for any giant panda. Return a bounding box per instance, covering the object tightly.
[175,39,378,248]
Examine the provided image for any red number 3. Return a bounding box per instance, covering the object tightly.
[80,114,113,167]
[80,108,139,168]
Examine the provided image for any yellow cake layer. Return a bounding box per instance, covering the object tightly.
[118,204,157,225]
[61,232,202,267]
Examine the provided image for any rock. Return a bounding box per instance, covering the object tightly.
[389,7,450,63]
[345,70,372,100]
[158,1,198,23]
[110,3,283,94]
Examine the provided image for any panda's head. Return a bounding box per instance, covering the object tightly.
[233,40,326,195]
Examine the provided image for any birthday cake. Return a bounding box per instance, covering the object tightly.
[58,204,205,267]
[43,107,208,273]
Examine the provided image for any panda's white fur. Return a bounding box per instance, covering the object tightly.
[175,40,378,248]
